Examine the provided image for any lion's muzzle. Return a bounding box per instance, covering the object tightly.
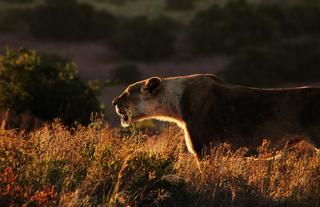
[112,96,131,127]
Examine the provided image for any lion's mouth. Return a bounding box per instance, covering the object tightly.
[115,105,131,127]
[115,105,147,127]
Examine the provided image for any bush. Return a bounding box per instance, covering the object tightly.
[99,0,136,5]
[0,48,102,125]
[219,36,320,87]
[190,1,281,54]
[110,16,176,60]
[110,62,142,84]
[190,0,320,55]
[0,0,33,3]
[165,0,195,11]
[29,0,116,40]
[258,3,320,39]
[0,7,31,32]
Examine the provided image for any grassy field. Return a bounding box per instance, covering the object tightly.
[0,120,319,206]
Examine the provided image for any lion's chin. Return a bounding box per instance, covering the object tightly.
[121,120,130,127]
[120,114,147,127]
[120,114,131,127]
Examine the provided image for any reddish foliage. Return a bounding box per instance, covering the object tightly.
[0,167,57,206]
[29,186,57,206]
[0,167,24,206]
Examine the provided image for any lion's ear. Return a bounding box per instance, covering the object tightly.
[142,77,162,95]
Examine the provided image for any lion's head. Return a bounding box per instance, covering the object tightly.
[112,77,167,127]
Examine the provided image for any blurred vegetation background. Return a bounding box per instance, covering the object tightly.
[1,0,320,125]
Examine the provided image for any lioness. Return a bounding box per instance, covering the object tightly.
[112,74,320,158]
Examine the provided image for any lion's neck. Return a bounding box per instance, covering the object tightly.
[158,78,185,118]
[140,79,197,155]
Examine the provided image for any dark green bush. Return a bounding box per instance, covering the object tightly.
[219,36,320,87]
[0,7,31,32]
[263,3,320,38]
[165,0,195,10]
[1,0,33,3]
[110,16,176,60]
[29,0,116,40]
[0,48,102,125]
[99,0,136,5]
[190,0,320,55]
[110,62,142,84]
[190,1,281,54]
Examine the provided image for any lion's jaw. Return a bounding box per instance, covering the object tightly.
[114,105,131,127]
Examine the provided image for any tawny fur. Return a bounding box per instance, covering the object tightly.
[113,74,320,158]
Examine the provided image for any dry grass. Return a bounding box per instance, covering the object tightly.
[0,120,319,207]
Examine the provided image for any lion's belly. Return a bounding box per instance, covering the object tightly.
[202,89,320,153]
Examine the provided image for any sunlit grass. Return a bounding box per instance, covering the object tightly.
[0,120,319,206]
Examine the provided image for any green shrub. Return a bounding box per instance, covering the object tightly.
[165,0,195,10]
[29,0,116,40]
[190,1,281,54]
[0,7,30,32]
[219,36,320,87]
[258,3,320,39]
[190,0,320,55]
[0,48,102,125]
[0,0,33,3]
[98,0,136,5]
[110,16,176,60]
[110,62,142,84]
